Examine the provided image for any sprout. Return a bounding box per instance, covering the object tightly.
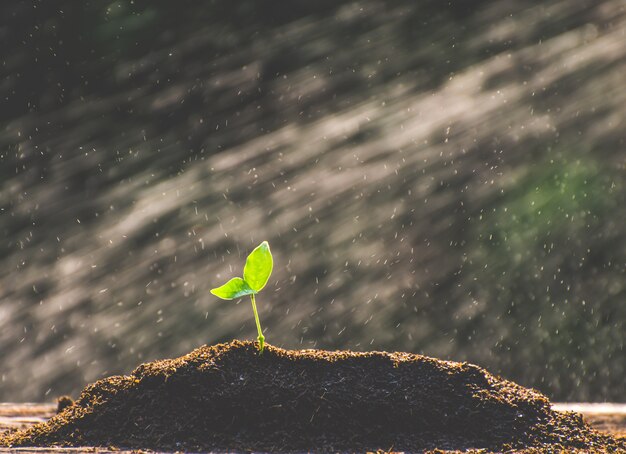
[210,241,273,353]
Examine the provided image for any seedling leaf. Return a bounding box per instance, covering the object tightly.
[211,241,274,353]
[210,277,255,300]
[243,240,273,292]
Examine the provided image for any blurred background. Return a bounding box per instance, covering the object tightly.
[1,0,624,402]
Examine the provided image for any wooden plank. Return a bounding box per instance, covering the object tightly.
[0,405,56,418]
[552,402,626,415]
[552,403,626,439]
[0,404,56,433]
[1,403,624,452]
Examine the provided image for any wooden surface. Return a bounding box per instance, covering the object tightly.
[1,403,625,452]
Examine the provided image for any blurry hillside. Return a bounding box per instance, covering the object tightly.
[1,0,624,401]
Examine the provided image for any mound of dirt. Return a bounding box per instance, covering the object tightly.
[1,341,623,452]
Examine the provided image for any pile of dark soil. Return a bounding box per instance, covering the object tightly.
[1,341,623,452]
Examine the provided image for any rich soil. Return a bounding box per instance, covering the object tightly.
[1,341,623,453]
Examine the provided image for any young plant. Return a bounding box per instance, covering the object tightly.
[210,241,273,353]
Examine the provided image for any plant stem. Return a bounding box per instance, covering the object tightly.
[250,293,265,353]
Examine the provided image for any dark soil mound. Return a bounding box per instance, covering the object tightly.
[1,341,623,452]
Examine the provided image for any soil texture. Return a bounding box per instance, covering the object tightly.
[1,341,623,453]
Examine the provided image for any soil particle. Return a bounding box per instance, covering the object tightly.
[56,396,74,414]
[1,341,623,453]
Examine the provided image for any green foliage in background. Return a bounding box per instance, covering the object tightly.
[1,0,624,402]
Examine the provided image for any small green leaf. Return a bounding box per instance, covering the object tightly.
[210,277,255,300]
[243,241,273,292]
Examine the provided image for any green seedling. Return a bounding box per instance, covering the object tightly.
[210,241,273,353]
